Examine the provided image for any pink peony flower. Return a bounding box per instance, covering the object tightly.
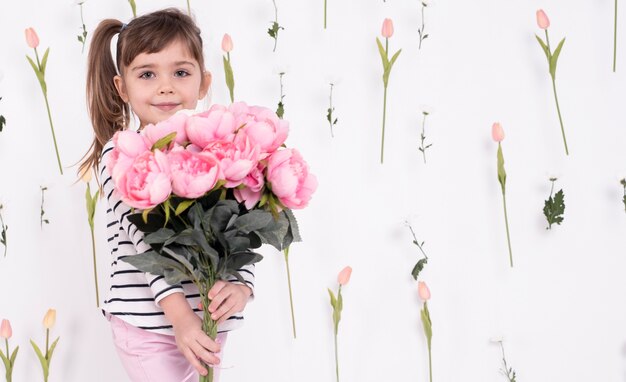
[337,266,352,286]
[222,33,233,53]
[186,105,237,149]
[25,27,40,48]
[492,122,505,142]
[234,105,289,156]
[204,138,259,188]
[107,130,150,184]
[266,149,317,209]
[168,146,221,199]
[0,319,12,339]
[234,164,266,209]
[536,9,550,30]
[116,150,172,209]
[418,281,431,301]
[381,18,394,39]
[142,112,189,146]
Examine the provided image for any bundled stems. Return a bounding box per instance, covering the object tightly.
[198,277,218,382]
[284,247,297,338]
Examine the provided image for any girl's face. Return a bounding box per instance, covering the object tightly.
[114,39,211,128]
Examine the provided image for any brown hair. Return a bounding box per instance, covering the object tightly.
[79,8,206,179]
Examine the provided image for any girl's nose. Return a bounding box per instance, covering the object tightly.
[158,80,174,94]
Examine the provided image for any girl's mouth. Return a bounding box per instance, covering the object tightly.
[153,103,180,112]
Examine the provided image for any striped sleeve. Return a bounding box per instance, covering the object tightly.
[100,141,184,304]
[229,263,255,299]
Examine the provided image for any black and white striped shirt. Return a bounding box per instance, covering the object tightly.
[100,140,255,335]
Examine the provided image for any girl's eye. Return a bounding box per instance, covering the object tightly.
[139,71,155,79]
[175,70,190,77]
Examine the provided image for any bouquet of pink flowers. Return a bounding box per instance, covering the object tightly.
[107,102,317,382]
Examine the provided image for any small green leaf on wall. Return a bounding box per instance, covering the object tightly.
[543,178,565,229]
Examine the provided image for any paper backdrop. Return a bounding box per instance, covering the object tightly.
[1,0,626,381]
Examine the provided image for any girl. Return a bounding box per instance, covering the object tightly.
[80,8,255,382]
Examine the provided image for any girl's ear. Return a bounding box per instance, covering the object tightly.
[199,71,212,99]
[114,75,129,103]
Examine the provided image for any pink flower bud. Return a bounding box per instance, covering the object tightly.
[337,266,352,286]
[0,319,12,339]
[25,27,40,49]
[381,18,394,39]
[418,281,431,301]
[43,309,56,329]
[492,122,505,142]
[536,9,550,30]
[221,33,233,53]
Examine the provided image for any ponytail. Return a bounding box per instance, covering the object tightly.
[79,19,129,180]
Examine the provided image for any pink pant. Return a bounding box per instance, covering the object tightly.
[110,315,227,382]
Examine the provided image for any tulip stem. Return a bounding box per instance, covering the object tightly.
[284,247,297,338]
[380,85,388,164]
[614,0,618,72]
[324,0,327,29]
[187,0,191,16]
[550,77,569,155]
[501,191,513,267]
[428,341,432,382]
[45,329,49,361]
[334,329,339,382]
[90,227,100,307]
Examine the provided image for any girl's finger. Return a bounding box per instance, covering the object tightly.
[197,333,221,353]
[208,288,231,313]
[183,347,208,376]
[193,341,221,366]
[207,280,227,299]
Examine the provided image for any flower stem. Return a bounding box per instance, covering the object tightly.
[550,77,569,155]
[329,83,335,137]
[324,0,327,29]
[45,329,49,361]
[272,0,279,52]
[284,247,297,338]
[334,329,339,382]
[501,191,513,268]
[419,4,426,50]
[0,211,7,257]
[199,279,218,382]
[90,227,100,307]
[427,340,432,382]
[5,338,10,382]
[380,85,388,164]
[187,0,191,16]
[614,0,618,72]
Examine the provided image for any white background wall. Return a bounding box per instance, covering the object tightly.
[1,0,626,381]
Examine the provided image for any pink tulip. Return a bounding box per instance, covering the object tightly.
[0,319,12,339]
[492,122,505,142]
[418,281,431,301]
[536,9,550,30]
[222,33,233,53]
[381,18,394,38]
[116,150,172,209]
[25,27,40,49]
[168,146,221,199]
[266,148,317,209]
[337,266,352,286]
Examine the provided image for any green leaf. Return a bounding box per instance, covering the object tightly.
[267,22,282,38]
[497,143,507,191]
[375,37,389,70]
[26,55,40,78]
[10,345,18,366]
[47,336,60,363]
[41,48,50,75]
[233,210,274,234]
[0,350,10,373]
[388,48,402,71]
[535,34,551,64]
[223,56,235,103]
[411,258,428,280]
[175,200,195,216]
[162,247,195,276]
[283,209,302,248]
[30,339,49,380]
[276,101,285,119]
[151,132,177,151]
[144,228,176,245]
[0,115,5,132]
[163,198,171,226]
[549,37,566,79]
[421,304,432,342]
[543,189,565,229]
[327,288,337,309]
[121,250,185,277]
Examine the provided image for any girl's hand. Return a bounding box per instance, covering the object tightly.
[208,280,253,324]
[160,293,221,376]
